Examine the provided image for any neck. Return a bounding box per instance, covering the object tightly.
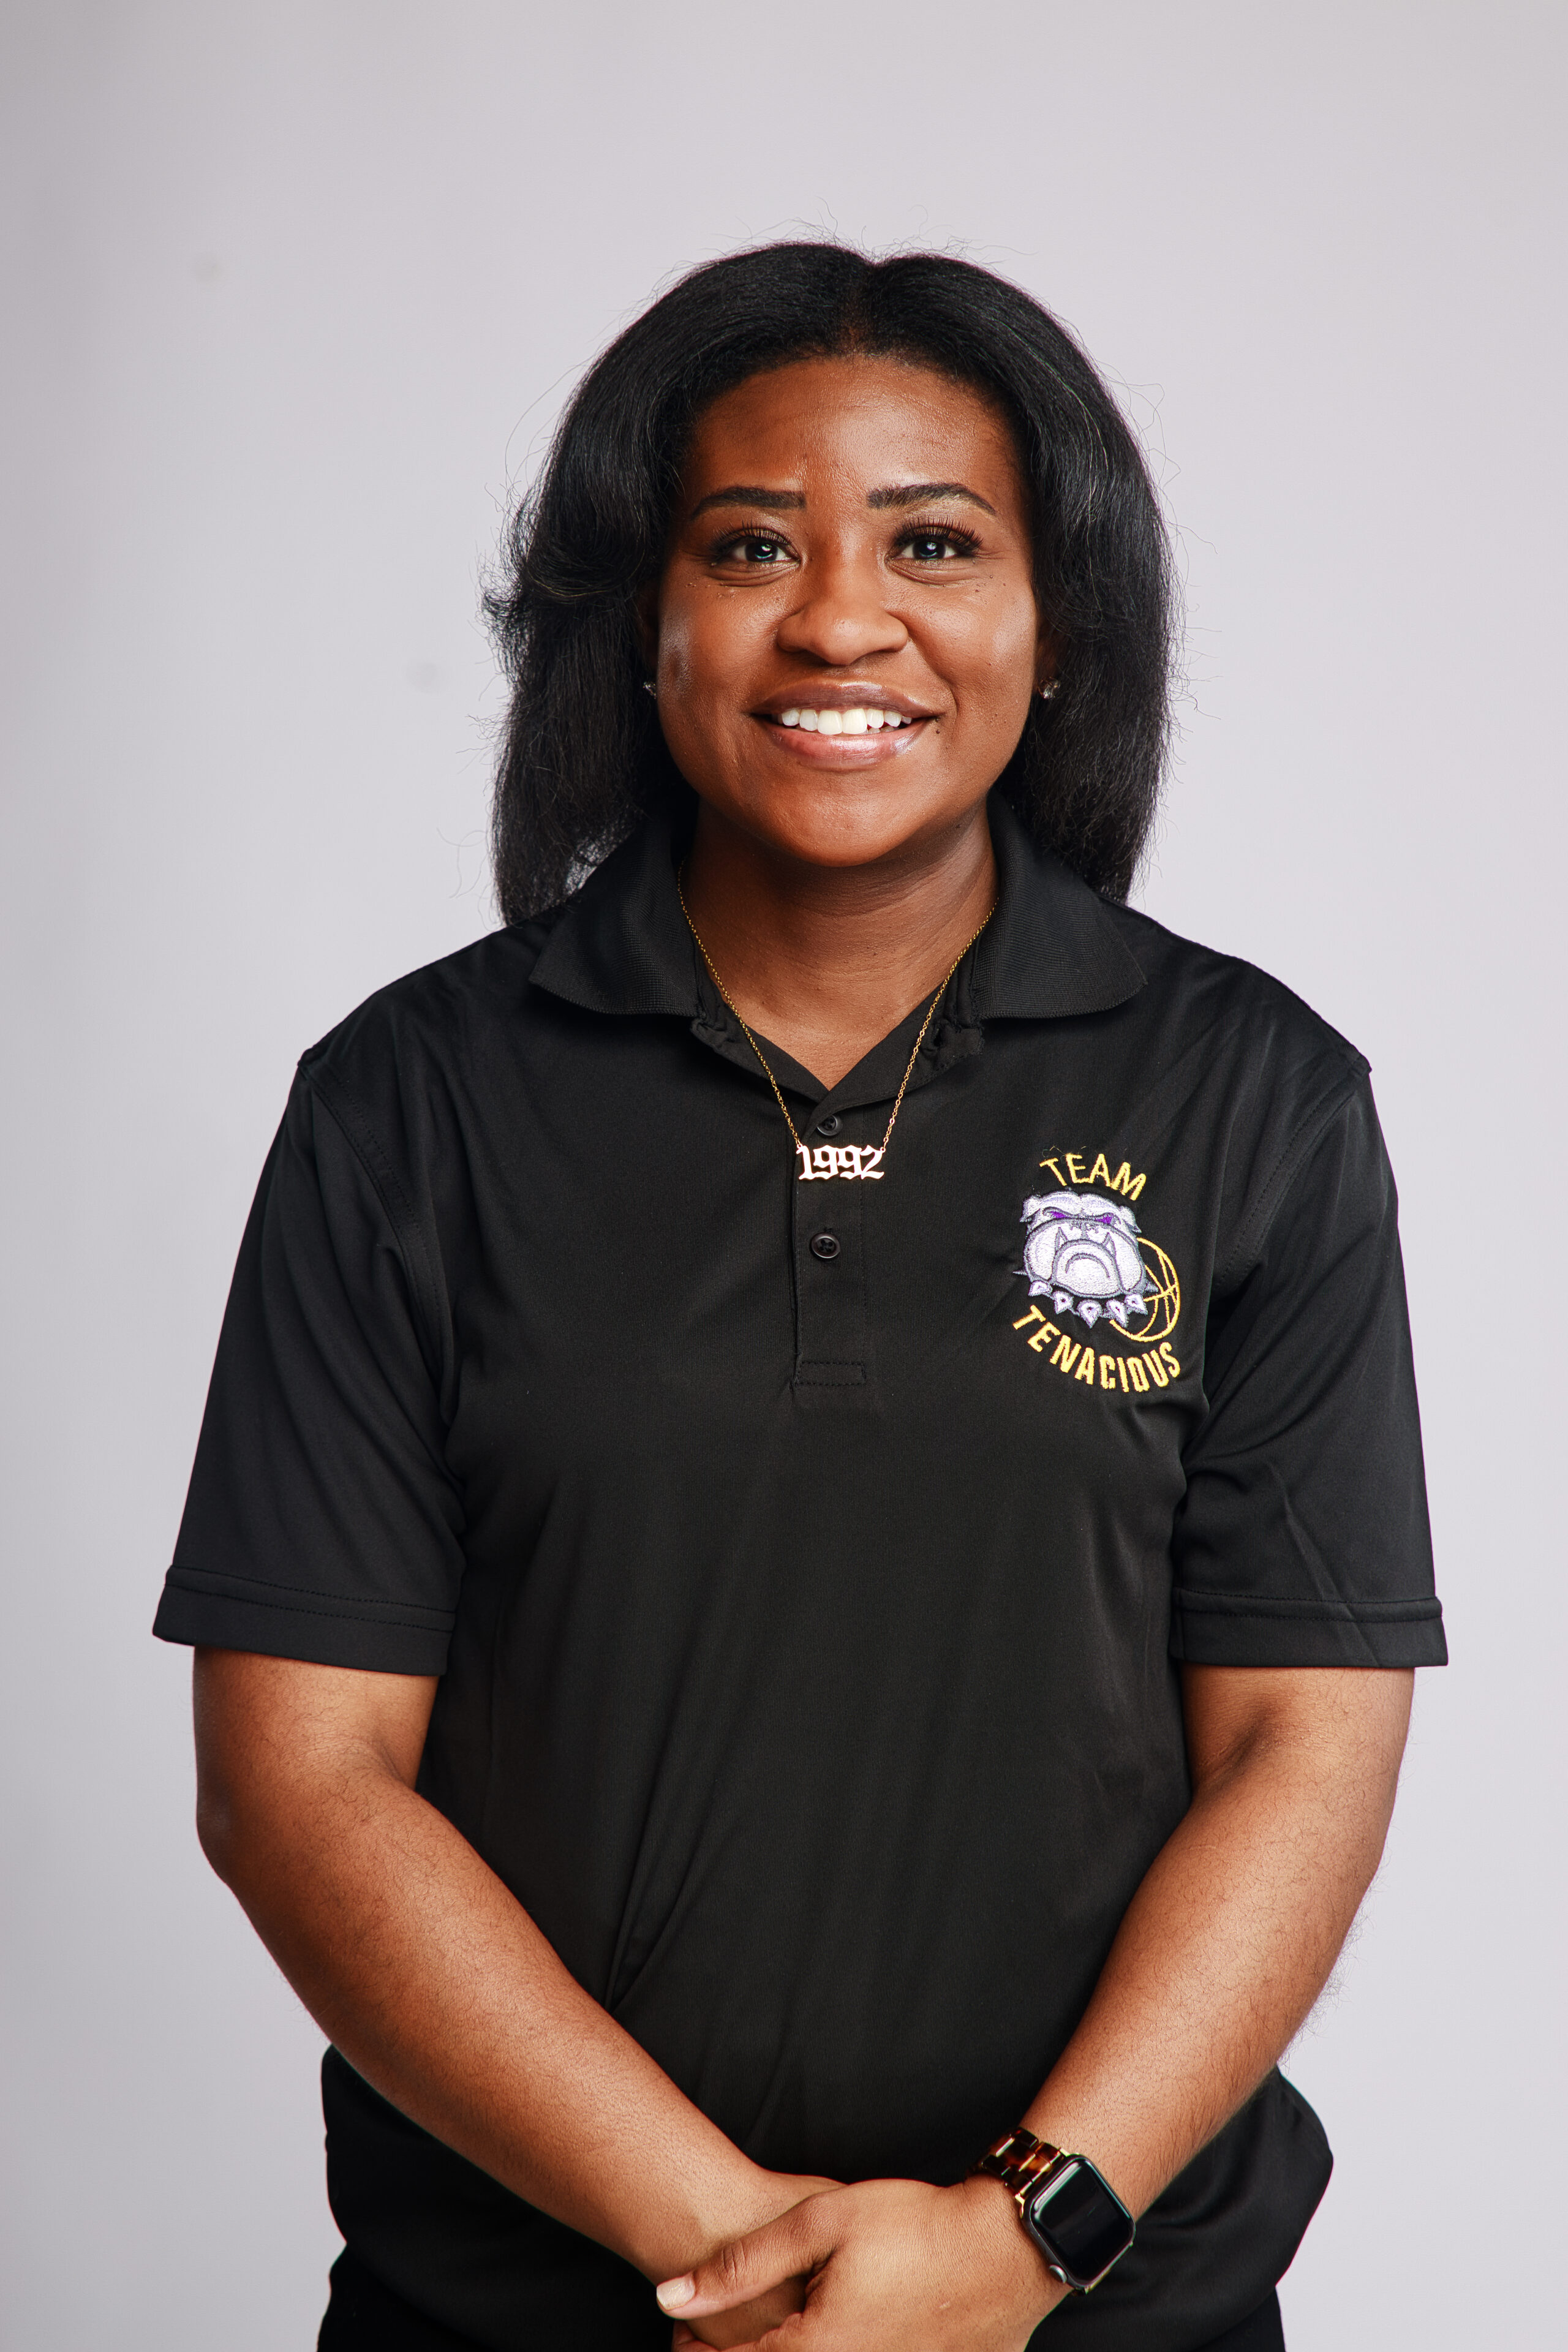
[680,802,998,1090]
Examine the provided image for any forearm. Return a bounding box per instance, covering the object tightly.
[195,1668,788,2280]
[658,1670,1415,2348]
[1017,1668,1413,2218]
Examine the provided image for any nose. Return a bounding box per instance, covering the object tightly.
[775,541,910,668]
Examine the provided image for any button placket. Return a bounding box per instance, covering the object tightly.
[793,1142,870,1393]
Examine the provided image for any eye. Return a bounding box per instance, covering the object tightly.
[713,530,793,568]
[893,522,982,564]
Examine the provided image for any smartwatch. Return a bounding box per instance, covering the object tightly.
[971,2125,1135,2294]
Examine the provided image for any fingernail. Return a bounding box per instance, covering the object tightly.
[656,2275,695,2312]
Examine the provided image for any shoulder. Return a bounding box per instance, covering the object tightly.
[279,916,575,1201]
[1106,899,1368,1107]
[1095,902,1381,1265]
[296,914,564,1099]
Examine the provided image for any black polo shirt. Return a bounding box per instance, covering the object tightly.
[155,796,1444,2351]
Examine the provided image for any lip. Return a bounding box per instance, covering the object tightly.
[761,722,924,766]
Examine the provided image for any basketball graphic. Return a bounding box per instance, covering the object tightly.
[1124,1238,1181,1344]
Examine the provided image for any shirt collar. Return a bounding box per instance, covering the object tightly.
[971,794,1147,1021]
[527,792,1146,1029]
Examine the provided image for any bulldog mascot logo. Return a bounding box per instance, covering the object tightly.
[1020,1190,1152,1330]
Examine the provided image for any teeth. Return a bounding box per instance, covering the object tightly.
[777,706,911,731]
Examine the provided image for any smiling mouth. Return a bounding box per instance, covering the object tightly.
[774,704,917,734]
[756,700,938,754]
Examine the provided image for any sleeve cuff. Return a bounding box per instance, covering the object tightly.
[1170,1588,1447,1668]
[153,1566,454,1675]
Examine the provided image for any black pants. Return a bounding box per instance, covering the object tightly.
[320,2246,1286,2351]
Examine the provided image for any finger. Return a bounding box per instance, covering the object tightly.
[657,2202,837,2318]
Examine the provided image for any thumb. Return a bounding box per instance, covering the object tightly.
[656,2195,839,2320]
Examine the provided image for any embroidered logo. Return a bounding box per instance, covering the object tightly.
[1021,1191,1150,1329]
[1011,1152,1183,1400]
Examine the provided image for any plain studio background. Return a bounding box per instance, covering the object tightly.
[2,4,1563,2345]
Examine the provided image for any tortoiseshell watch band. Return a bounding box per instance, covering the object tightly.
[971,2124,1137,2295]
[972,2124,1067,2206]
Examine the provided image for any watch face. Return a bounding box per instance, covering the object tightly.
[1024,2158,1135,2292]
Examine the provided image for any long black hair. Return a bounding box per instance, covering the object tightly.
[486,243,1175,919]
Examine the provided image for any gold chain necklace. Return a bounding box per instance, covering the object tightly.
[677,869,994,1184]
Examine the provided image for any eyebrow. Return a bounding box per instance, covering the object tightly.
[687,479,997,521]
[688,484,806,518]
[867,481,997,516]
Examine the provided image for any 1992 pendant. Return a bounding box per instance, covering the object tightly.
[796,1142,885,1182]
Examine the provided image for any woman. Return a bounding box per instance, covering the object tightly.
[156,243,1445,2351]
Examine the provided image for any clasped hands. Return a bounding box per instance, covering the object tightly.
[657,2174,1066,2352]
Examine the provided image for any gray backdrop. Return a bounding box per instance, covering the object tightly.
[3,4,1563,2345]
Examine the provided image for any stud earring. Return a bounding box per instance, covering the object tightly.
[642,679,658,699]
[1038,680,1060,701]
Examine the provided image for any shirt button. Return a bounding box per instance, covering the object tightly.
[810,1231,842,1262]
[816,1114,842,1136]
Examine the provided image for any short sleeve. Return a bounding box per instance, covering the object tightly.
[153,1069,464,1672]
[1170,1077,1446,1669]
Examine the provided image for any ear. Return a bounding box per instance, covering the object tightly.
[1033,622,1060,698]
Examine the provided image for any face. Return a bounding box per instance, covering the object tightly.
[644,355,1049,873]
